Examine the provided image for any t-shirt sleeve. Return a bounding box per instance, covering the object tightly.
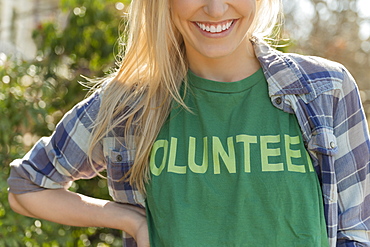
[7,91,106,194]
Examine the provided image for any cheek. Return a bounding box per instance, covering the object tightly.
[170,0,185,14]
[170,1,192,35]
[236,0,257,16]
[170,0,196,21]
[238,1,257,29]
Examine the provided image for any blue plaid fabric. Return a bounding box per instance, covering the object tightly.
[8,37,370,246]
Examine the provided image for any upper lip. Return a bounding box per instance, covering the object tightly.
[194,19,235,25]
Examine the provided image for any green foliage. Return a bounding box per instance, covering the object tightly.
[0,0,130,246]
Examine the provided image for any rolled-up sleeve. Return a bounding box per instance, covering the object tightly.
[8,91,106,194]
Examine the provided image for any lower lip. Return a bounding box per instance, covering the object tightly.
[193,20,237,38]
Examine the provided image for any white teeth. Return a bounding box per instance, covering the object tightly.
[196,20,233,33]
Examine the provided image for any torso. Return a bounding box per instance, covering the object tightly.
[145,69,328,246]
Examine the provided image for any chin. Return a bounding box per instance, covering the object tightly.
[197,47,234,59]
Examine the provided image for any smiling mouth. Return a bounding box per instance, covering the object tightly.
[195,20,235,33]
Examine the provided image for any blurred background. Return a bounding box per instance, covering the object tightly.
[0,0,369,246]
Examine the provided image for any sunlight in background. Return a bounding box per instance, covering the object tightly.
[358,0,370,40]
[283,0,370,41]
[282,0,315,39]
[357,0,370,18]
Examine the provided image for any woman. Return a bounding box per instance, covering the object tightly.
[8,0,370,246]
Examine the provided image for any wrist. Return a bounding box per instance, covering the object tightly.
[102,202,146,237]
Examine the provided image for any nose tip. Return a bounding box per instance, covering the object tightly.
[203,0,228,18]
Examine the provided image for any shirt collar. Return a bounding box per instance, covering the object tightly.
[251,36,311,97]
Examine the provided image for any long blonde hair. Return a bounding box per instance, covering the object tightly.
[88,0,283,193]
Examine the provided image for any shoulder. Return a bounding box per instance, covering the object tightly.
[284,53,359,107]
[283,53,357,98]
[253,37,350,84]
[283,52,348,81]
[63,89,102,129]
[49,89,104,146]
[275,51,355,98]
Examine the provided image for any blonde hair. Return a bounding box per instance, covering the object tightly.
[88,0,283,193]
[252,0,283,40]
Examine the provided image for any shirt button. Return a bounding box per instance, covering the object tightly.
[116,154,123,162]
[330,141,336,148]
[274,97,282,105]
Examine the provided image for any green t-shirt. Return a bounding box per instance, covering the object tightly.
[146,69,328,247]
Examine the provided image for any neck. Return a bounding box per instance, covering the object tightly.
[187,40,260,82]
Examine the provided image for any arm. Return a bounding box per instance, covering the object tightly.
[7,91,149,246]
[334,69,370,246]
[8,190,146,241]
[8,190,149,246]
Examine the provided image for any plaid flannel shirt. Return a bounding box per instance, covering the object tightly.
[8,38,370,246]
